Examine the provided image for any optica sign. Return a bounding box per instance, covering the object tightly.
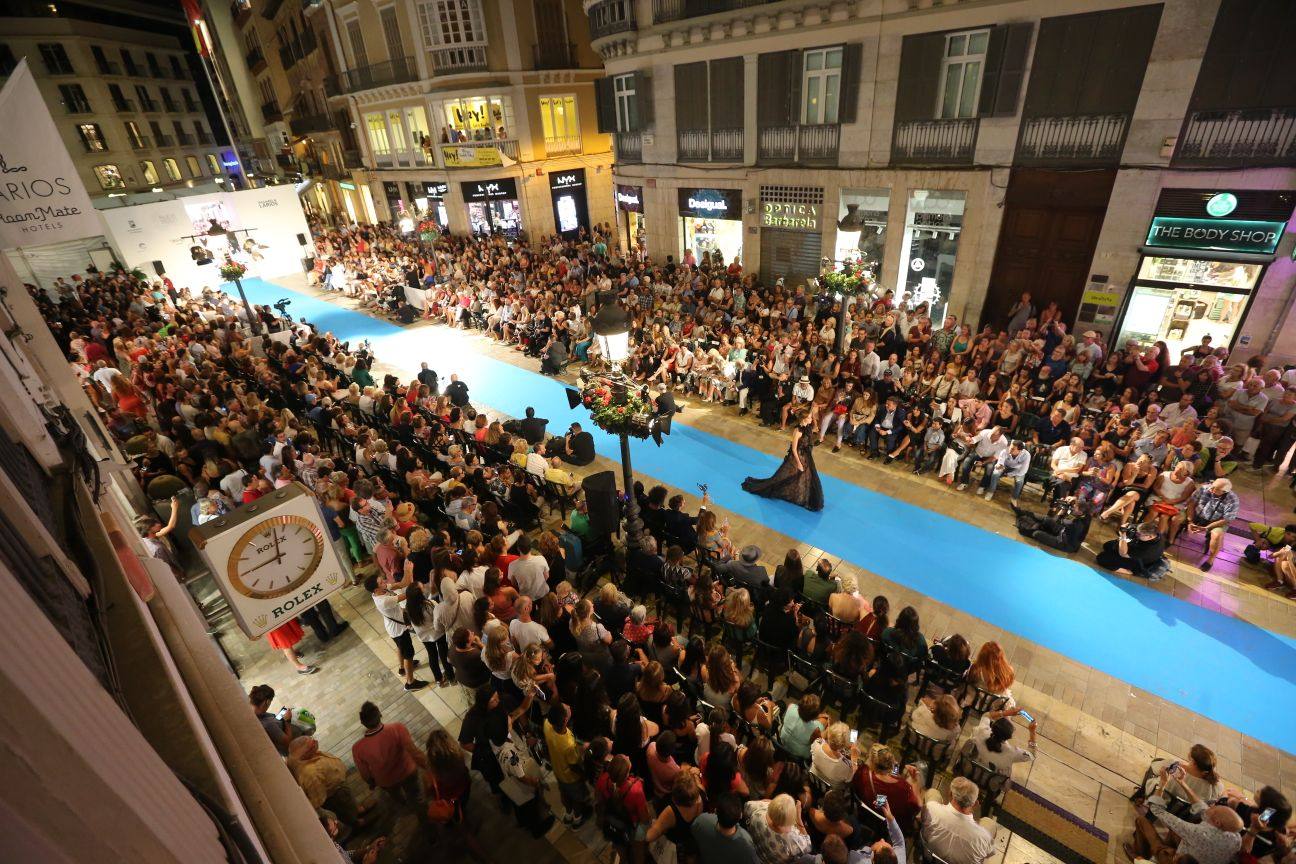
[1145,217,1285,255]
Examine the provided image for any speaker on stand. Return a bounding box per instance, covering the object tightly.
[152,260,165,276]
[581,470,621,538]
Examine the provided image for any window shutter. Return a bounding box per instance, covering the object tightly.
[978,22,1033,117]
[634,70,654,129]
[709,57,744,130]
[838,42,863,123]
[894,33,946,122]
[675,62,708,132]
[594,76,616,133]
[757,51,794,126]
[785,49,802,125]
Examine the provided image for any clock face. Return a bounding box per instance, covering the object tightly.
[227,514,325,599]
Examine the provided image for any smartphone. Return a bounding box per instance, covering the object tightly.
[874,795,888,809]
[1169,763,1185,777]
[1019,711,1034,724]
[1259,808,1276,826]
[275,707,291,720]
[891,764,902,777]
[849,729,859,744]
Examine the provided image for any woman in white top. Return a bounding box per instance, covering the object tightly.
[1141,744,1224,803]
[810,722,858,786]
[909,694,962,745]
[968,708,1036,775]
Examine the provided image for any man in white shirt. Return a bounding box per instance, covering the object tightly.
[1159,394,1199,429]
[956,426,1009,491]
[1049,437,1089,500]
[508,596,551,651]
[524,443,549,478]
[980,440,1031,503]
[920,777,996,864]
[91,360,121,392]
[507,535,550,599]
[858,341,881,380]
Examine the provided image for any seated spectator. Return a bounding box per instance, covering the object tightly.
[691,793,759,864]
[920,777,998,864]
[1170,477,1240,571]
[810,722,857,786]
[745,793,812,864]
[964,640,1015,706]
[801,558,838,604]
[851,746,921,833]
[778,692,827,761]
[910,695,963,745]
[1129,766,1243,864]
[966,708,1036,776]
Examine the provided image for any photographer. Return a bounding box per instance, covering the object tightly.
[1013,497,1090,554]
[1096,522,1168,580]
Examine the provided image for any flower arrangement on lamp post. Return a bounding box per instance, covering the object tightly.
[581,384,652,439]
[218,258,260,336]
[219,260,248,282]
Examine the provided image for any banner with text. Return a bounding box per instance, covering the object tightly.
[0,60,102,249]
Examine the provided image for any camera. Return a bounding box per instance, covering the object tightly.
[273,297,292,316]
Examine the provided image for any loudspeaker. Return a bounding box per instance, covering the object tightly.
[302,256,316,273]
[152,260,165,276]
[297,233,308,246]
[581,470,620,537]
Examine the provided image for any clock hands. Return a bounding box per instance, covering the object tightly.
[241,529,286,579]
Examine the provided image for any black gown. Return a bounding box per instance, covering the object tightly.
[742,420,824,511]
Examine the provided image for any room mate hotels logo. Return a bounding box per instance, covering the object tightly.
[0,151,85,236]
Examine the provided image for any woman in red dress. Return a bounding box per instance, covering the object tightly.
[267,619,318,674]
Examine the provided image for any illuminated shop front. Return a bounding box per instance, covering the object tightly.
[548,168,590,237]
[461,177,521,237]
[1113,189,1293,356]
[834,188,890,274]
[616,184,645,253]
[897,189,966,322]
[678,187,743,268]
[423,182,449,231]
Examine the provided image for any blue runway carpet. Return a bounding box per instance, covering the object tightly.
[229,278,1296,753]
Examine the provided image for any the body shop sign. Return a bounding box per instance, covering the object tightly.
[678,187,741,219]
[1145,217,1285,255]
[0,61,102,247]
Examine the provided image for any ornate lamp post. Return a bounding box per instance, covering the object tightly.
[590,300,646,555]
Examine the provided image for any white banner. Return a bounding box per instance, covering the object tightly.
[0,60,102,248]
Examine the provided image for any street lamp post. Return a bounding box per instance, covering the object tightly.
[591,301,645,555]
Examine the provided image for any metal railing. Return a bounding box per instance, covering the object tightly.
[442,138,520,163]
[261,100,283,123]
[678,128,709,161]
[614,130,642,163]
[130,136,152,150]
[1015,114,1128,165]
[139,99,159,112]
[290,113,334,136]
[429,45,488,74]
[679,127,744,161]
[245,47,265,70]
[156,133,175,147]
[712,127,744,161]
[533,41,574,70]
[97,60,121,75]
[891,117,979,165]
[177,132,194,145]
[589,0,636,40]
[543,135,582,156]
[113,98,135,113]
[757,123,839,164]
[1173,106,1296,167]
[326,56,418,95]
[653,0,777,23]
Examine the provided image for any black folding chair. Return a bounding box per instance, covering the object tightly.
[900,726,954,787]
[786,651,823,696]
[961,686,1009,725]
[951,742,1011,817]
[916,659,968,703]
[751,640,790,685]
[657,581,690,634]
[820,669,859,722]
[858,689,902,742]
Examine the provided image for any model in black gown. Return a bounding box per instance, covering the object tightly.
[741,413,824,511]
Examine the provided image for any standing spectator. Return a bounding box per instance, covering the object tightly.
[692,793,759,864]
[351,701,427,808]
[544,702,590,827]
[366,574,427,690]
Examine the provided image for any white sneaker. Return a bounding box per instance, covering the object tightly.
[984,492,994,503]
[957,483,968,491]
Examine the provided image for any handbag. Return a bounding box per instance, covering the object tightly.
[1149,502,1179,517]
[426,775,456,824]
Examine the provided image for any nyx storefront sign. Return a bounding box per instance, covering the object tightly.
[549,168,589,236]
[616,184,643,213]
[461,177,519,202]
[424,182,449,200]
[678,187,742,219]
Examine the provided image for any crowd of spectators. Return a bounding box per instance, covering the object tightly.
[44,215,1296,864]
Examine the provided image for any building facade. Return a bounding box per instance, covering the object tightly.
[0,2,231,201]
[585,0,1296,363]
[314,0,615,236]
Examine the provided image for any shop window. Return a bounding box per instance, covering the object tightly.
[94,164,125,190]
[139,160,159,184]
[386,109,408,152]
[77,123,107,152]
[834,188,889,274]
[937,30,988,119]
[1116,256,1264,356]
[440,95,510,142]
[898,189,966,322]
[403,105,431,153]
[802,47,842,125]
[206,153,221,174]
[613,74,638,132]
[539,94,580,152]
[186,155,202,177]
[163,158,182,181]
[365,112,391,155]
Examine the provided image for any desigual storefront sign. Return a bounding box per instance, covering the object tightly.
[761,201,821,232]
[616,184,643,212]
[678,187,742,219]
[1145,217,1285,255]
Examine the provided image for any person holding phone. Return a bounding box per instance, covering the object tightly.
[1128,764,1243,864]
[968,707,1036,776]
[851,746,921,832]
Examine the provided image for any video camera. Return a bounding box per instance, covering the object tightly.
[273,297,292,316]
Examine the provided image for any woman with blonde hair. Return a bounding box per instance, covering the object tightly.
[966,640,1015,705]
[482,623,515,690]
[571,598,613,671]
[827,573,862,623]
[722,587,757,641]
[810,721,857,785]
[749,793,811,863]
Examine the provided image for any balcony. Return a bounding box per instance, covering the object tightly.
[162,98,179,113]
[185,98,201,112]
[231,0,252,26]
[342,148,364,169]
[113,98,135,113]
[290,113,335,136]
[544,136,582,156]
[325,56,418,96]
[757,123,839,165]
[261,100,283,123]
[1015,114,1128,166]
[430,45,488,74]
[614,130,642,163]
[1173,106,1296,167]
[130,136,152,151]
[588,0,636,40]
[139,98,160,112]
[96,60,121,76]
[177,132,194,146]
[260,0,286,19]
[245,46,266,74]
[678,127,743,161]
[891,117,979,166]
[440,139,519,166]
[156,134,175,147]
[652,0,778,24]
[195,130,212,145]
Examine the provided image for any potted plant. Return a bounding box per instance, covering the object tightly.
[219,260,248,281]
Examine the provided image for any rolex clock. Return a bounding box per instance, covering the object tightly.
[190,483,347,639]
